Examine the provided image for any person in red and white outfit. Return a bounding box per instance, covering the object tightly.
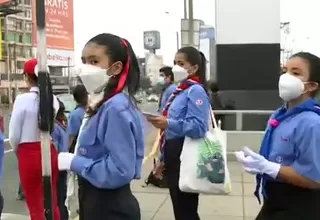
[9,59,60,220]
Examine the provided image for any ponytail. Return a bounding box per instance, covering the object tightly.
[198,51,208,89]
[38,73,55,133]
[124,39,140,95]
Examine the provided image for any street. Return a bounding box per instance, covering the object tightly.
[1,147,28,216]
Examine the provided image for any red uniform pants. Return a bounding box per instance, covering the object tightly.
[17,142,60,220]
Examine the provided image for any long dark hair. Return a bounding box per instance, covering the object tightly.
[30,73,55,133]
[290,52,320,97]
[86,33,141,116]
[56,99,67,128]
[159,66,174,82]
[177,47,207,88]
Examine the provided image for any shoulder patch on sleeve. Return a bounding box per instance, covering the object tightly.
[196,99,203,105]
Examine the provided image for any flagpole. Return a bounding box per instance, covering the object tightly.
[35,0,54,219]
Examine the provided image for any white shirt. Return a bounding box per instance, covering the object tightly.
[9,87,59,151]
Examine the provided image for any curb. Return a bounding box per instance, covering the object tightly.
[2,213,29,219]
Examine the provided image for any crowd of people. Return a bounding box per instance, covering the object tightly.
[0,32,317,220]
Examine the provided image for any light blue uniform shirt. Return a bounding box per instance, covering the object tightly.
[70,93,145,189]
[67,106,86,137]
[52,122,68,153]
[268,110,320,183]
[166,84,210,140]
[159,84,177,112]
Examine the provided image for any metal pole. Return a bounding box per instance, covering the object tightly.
[4,17,11,105]
[35,0,54,219]
[67,57,70,93]
[8,43,12,102]
[188,0,194,46]
[183,0,187,19]
[13,43,16,101]
[176,31,179,51]
[236,112,243,131]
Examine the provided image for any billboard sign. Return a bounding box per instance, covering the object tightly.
[32,0,74,50]
[32,48,74,67]
[0,0,12,6]
[32,0,74,66]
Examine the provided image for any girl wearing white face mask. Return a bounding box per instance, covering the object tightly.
[147,47,210,220]
[57,33,144,220]
[158,66,177,112]
[235,52,320,220]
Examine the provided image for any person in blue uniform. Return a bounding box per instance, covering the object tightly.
[147,47,210,220]
[235,52,320,220]
[52,99,69,220]
[158,66,177,112]
[57,33,144,220]
[68,85,88,153]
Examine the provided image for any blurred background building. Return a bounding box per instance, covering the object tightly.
[0,0,74,103]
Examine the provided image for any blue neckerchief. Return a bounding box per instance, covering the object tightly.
[254,98,320,204]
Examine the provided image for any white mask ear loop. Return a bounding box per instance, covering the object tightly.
[303,82,319,96]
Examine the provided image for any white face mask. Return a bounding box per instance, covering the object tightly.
[278,73,305,102]
[172,65,188,82]
[77,64,110,94]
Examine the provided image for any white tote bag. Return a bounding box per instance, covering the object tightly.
[179,109,231,195]
[65,115,89,212]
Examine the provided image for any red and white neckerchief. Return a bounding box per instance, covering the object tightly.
[159,75,201,150]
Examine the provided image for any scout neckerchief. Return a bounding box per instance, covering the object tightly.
[159,75,201,151]
[255,98,320,204]
[55,119,67,131]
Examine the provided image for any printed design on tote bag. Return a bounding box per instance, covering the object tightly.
[197,137,225,184]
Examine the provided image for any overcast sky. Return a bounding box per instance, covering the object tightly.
[73,0,320,65]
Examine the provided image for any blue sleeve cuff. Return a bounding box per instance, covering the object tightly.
[68,128,77,137]
[291,164,320,183]
[70,155,92,175]
[167,118,180,133]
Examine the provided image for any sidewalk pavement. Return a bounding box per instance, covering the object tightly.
[2,129,262,220]
[73,161,261,220]
[130,161,261,220]
[2,162,261,220]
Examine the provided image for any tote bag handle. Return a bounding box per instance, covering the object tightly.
[74,114,89,154]
[209,108,219,129]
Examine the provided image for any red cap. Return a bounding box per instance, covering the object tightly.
[23,59,49,76]
[23,59,38,76]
